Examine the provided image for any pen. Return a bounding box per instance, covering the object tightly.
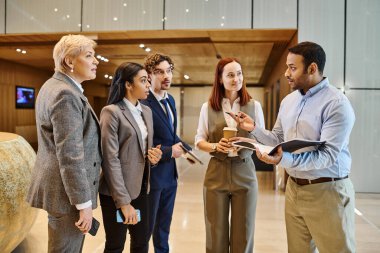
[225,112,244,118]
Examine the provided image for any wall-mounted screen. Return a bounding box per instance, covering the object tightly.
[16,86,35,109]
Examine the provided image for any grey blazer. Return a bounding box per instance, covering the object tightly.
[98,101,153,209]
[27,72,102,215]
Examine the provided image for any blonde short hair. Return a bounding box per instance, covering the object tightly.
[53,34,97,73]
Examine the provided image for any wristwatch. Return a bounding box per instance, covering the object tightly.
[211,143,217,151]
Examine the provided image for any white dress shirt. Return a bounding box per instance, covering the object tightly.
[123,98,148,154]
[63,73,84,93]
[195,98,265,155]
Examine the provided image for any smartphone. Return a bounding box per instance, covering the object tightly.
[116,209,141,223]
[88,217,100,236]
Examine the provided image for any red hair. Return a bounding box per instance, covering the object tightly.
[209,58,252,111]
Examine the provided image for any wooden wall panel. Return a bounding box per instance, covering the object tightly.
[0,59,108,148]
[0,59,50,147]
[263,33,298,129]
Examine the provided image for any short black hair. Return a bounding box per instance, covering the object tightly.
[288,41,326,74]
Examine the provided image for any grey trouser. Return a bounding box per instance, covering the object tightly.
[47,210,85,253]
[204,157,258,253]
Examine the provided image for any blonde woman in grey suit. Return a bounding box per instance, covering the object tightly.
[99,62,162,253]
[27,34,101,253]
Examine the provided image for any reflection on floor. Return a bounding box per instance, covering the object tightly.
[13,151,380,253]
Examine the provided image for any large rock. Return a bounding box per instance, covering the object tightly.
[0,132,38,253]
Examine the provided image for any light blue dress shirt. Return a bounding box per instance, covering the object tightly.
[252,78,355,179]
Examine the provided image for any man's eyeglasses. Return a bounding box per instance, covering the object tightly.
[153,68,173,76]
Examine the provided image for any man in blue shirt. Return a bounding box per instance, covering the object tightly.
[232,42,356,252]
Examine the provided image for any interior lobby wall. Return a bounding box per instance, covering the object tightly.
[0,59,50,148]
[1,0,379,192]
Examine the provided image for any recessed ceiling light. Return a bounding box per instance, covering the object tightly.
[139,44,145,48]
[105,74,109,78]
[54,8,58,12]
[123,3,127,7]
[221,16,225,19]
[145,47,151,52]
[109,76,113,79]
[66,15,70,19]
[184,74,190,80]
[113,17,118,21]
[221,23,224,27]
[77,23,82,27]
[97,55,102,59]
[86,25,90,28]
[185,9,189,13]
[16,49,21,52]
[21,50,26,54]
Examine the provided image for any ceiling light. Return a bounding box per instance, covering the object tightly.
[16,49,21,52]
[104,59,109,63]
[220,23,224,27]
[97,55,102,59]
[109,76,113,79]
[104,74,109,78]
[184,74,190,80]
[142,10,146,14]
[221,16,225,19]
[21,50,26,54]
[123,3,127,7]
[139,44,145,48]
[113,17,118,21]
[77,23,82,27]
[185,9,189,13]
[66,15,70,19]
[54,8,58,12]
[145,47,151,52]
[86,25,90,28]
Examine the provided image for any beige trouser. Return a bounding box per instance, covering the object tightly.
[204,157,258,253]
[285,177,355,253]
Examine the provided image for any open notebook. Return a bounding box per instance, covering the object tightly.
[232,139,326,155]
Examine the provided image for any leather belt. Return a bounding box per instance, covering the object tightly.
[290,175,348,186]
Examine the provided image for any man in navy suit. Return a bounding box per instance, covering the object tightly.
[141,53,188,253]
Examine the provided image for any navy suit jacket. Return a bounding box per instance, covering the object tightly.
[141,91,189,189]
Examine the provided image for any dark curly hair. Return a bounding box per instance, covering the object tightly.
[144,53,174,74]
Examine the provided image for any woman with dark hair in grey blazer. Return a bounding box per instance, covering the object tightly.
[99,62,162,253]
[27,34,101,252]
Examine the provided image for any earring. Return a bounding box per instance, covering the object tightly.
[70,67,74,73]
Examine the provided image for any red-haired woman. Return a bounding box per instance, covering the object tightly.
[195,58,264,253]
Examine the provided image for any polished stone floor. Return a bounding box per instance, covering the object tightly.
[13,151,380,253]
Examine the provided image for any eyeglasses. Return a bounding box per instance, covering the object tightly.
[153,67,173,76]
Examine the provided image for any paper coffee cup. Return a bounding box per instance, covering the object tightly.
[223,127,237,139]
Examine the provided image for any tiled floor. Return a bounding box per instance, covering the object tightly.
[13,151,380,253]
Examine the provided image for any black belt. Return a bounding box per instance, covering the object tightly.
[290,175,348,186]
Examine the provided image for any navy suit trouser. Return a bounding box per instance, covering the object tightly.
[147,185,177,253]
